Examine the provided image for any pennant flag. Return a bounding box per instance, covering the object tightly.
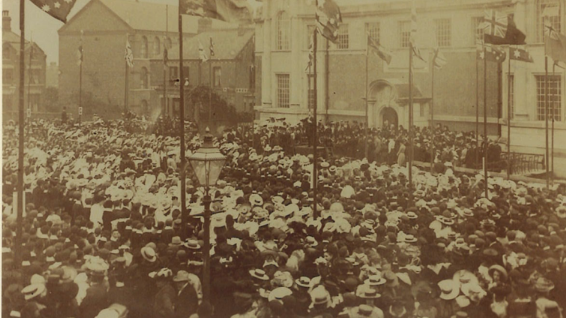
[367,34,392,65]
[306,34,314,71]
[30,0,77,23]
[77,44,83,67]
[410,1,426,63]
[179,0,254,23]
[482,11,526,45]
[432,47,447,69]
[210,37,215,58]
[509,47,534,63]
[315,0,342,43]
[199,41,209,62]
[545,28,566,65]
[125,40,134,68]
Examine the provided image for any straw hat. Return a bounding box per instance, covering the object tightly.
[356,284,381,299]
[141,246,157,263]
[249,269,269,281]
[438,279,460,300]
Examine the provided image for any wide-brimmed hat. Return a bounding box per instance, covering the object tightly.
[184,240,201,250]
[351,304,377,318]
[311,286,331,306]
[249,269,269,281]
[21,284,45,300]
[169,236,183,247]
[438,279,460,300]
[488,265,508,281]
[296,276,311,288]
[173,270,190,282]
[365,274,386,286]
[141,246,157,263]
[149,268,173,280]
[356,284,381,299]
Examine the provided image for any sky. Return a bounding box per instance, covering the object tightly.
[3,0,179,64]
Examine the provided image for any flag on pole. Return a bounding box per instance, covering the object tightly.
[179,0,254,23]
[432,47,447,69]
[199,41,209,62]
[30,0,77,23]
[509,47,534,63]
[477,45,506,63]
[410,1,426,63]
[545,28,566,65]
[367,34,392,64]
[210,37,215,58]
[125,40,134,68]
[306,33,314,71]
[77,44,83,67]
[482,10,526,45]
[315,0,342,43]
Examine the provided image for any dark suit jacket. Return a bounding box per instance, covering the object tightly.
[79,283,109,318]
[174,283,199,318]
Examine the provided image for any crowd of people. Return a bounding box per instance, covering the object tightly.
[2,116,565,318]
[240,118,505,173]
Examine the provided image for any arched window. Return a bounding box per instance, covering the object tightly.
[153,36,161,56]
[277,12,290,50]
[141,36,148,58]
[140,67,148,88]
[165,37,173,50]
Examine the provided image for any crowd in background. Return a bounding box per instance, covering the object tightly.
[2,116,564,318]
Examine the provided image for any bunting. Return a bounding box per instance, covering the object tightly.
[315,0,342,43]
[367,34,392,65]
[30,0,77,23]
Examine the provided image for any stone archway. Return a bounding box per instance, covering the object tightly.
[368,80,401,129]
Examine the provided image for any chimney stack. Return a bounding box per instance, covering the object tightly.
[197,18,212,34]
[3,10,11,32]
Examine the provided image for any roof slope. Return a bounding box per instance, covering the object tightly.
[163,28,254,61]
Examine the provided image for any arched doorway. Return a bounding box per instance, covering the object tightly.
[381,107,398,130]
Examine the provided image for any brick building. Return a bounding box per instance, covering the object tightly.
[149,26,255,121]
[57,0,228,118]
[2,10,47,120]
[254,0,564,154]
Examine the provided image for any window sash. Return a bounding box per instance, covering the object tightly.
[277,16,290,50]
[277,74,290,108]
[213,67,222,87]
[336,24,349,49]
[435,19,451,47]
[399,21,411,48]
[537,0,561,43]
[473,17,484,45]
[536,75,562,121]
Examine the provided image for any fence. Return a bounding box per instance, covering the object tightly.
[501,152,545,176]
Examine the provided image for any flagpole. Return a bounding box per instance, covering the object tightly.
[364,36,369,160]
[125,34,129,114]
[209,51,213,130]
[408,42,413,187]
[177,0,188,277]
[507,47,511,179]
[476,53,479,168]
[483,46,488,199]
[164,5,168,117]
[79,30,83,126]
[545,56,549,189]
[27,34,33,135]
[313,27,319,219]
[430,51,435,173]
[16,0,25,270]
[552,63,555,185]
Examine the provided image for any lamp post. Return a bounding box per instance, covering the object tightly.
[187,127,226,304]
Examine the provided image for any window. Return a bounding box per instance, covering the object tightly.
[509,75,514,119]
[153,36,161,57]
[308,74,315,109]
[213,67,222,87]
[435,19,451,47]
[399,21,411,47]
[420,104,425,117]
[277,12,290,50]
[3,69,14,84]
[141,36,148,58]
[473,17,484,45]
[29,69,41,84]
[140,67,149,89]
[536,75,561,121]
[367,22,380,44]
[335,24,349,49]
[277,74,290,108]
[165,37,173,50]
[169,66,178,81]
[537,0,561,43]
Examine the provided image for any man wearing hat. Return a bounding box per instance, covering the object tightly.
[173,270,199,318]
[79,263,109,318]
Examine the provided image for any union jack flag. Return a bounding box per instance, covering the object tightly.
[482,10,508,40]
